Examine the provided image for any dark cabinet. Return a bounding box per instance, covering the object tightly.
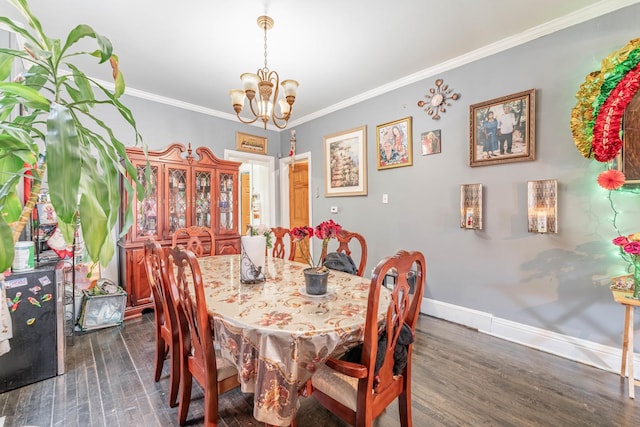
[118,143,240,319]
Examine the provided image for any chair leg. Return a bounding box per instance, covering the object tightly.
[154,332,166,382]
[178,368,192,426]
[203,385,218,427]
[398,390,412,427]
[168,339,180,408]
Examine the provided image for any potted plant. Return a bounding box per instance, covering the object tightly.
[0,0,145,273]
[291,220,342,294]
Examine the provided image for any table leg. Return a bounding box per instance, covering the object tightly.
[627,306,635,399]
[621,305,631,377]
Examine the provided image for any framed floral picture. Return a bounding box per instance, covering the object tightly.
[469,89,536,167]
[376,116,413,170]
[324,125,367,197]
[236,131,267,154]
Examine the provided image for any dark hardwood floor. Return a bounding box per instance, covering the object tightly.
[1,312,638,427]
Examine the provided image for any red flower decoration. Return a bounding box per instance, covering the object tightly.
[592,63,640,162]
[623,241,640,256]
[613,236,630,247]
[597,169,626,190]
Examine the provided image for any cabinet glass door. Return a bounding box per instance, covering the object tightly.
[218,172,235,234]
[135,164,159,238]
[194,169,212,228]
[168,167,188,233]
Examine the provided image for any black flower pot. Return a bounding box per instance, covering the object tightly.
[303,268,329,295]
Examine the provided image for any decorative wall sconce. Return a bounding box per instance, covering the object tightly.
[527,179,557,233]
[460,184,483,230]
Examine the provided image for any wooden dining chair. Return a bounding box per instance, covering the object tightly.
[270,226,296,260]
[171,226,214,257]
[321,229,368,277]
[308,250,426,427]
[167,245,240,427]
[143,239,180,408]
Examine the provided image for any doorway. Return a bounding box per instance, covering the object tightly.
[279,153,312,262]
[224,150,275,234]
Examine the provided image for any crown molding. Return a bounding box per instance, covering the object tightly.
[4,0,633,132]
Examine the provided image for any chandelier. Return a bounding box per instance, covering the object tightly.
[229,15,299,129]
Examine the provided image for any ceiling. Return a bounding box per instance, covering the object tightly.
[0,0,637,130]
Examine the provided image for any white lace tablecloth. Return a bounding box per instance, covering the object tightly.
[197,255,389,426]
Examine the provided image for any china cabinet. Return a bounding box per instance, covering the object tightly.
[118,143,241,318]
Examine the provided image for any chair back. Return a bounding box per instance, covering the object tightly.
[310,249,426,427]
[144,239,168,323]
[270,226,296,260]
[364,250,425,394]
[167,246,218,391]
[322,229,368,276]
[144,239,180,406]
[171,226,214,257]
[144,239,179,335]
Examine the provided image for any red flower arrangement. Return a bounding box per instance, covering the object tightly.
[613,233,640,271]
[291,220,342,270]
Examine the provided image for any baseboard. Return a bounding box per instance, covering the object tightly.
[421,297,640,381]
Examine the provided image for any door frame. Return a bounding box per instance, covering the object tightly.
[224,149,276,232]
[279,152,312,228]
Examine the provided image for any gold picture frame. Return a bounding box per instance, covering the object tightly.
[469,89,535,167]
[235,131,267,155]
[324,125,367,197]
[376,116,413,170]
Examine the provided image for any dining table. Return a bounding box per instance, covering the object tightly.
[196,254,391,426]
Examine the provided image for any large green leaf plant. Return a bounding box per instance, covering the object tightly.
[0,0,145,272]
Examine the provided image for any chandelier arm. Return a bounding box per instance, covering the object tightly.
[246,97,262,120]
[235,112,259,125]
[272,106,292,122]
[271,116,289,129]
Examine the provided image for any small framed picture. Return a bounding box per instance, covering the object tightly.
[235,131,267,154]
[376,116,413,170]
[324,125,367,197]
[421,129,441,155]
[469,89,536,167]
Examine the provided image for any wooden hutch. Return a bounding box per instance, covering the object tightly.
[118,143,241,319]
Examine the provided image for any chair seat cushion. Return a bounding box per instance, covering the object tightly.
[215,352,238,381]
[311,363,359,411]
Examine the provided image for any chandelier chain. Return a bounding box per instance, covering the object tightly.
[263,21,269,72]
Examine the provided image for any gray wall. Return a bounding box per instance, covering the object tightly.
[3,4,639,350]
[278,3,640,348]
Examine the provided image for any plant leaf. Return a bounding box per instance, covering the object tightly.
[79,187,108,263]
[8,0,47,47]
[1,193,22,223]
[47,103,81,223]
[0,217,14,272]
[66,63,94,107]
[0,82,49,110]
[0,52,14,81]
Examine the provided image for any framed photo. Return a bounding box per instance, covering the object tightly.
[235,131,267,154]
[469,89,535,167]
[421,129,441,155]
[376,116,413,170]
[324,125,367,197]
